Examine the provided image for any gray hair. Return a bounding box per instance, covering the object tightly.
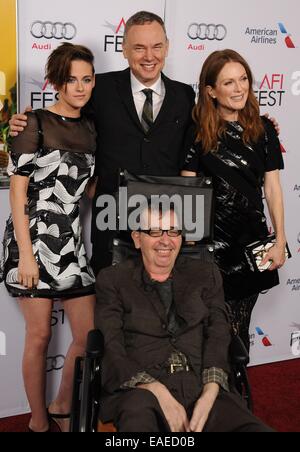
[124,11,167,42]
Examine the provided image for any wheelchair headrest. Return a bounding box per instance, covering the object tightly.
[115,171,214,242]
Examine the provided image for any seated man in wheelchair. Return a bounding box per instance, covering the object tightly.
[95,204,273,432]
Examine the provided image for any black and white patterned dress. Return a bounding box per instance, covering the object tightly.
[0,109,96,299]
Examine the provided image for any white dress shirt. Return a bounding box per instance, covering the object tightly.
[130,72,166,122]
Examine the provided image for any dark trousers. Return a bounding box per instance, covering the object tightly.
[114,372,273,433]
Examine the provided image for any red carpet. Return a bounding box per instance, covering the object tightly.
[0,358,299,432]
[248,358,300,432]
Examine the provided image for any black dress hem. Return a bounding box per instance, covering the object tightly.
[4,283,95,300]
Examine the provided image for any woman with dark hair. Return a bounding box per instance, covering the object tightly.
[0,43,96,431]
[182,49,287,352]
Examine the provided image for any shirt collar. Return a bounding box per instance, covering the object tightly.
[130,71,163,96]
[142,268,173,291]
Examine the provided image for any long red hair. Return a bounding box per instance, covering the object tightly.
[193,49,264,153]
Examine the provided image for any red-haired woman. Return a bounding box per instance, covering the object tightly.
[182,49,287,352]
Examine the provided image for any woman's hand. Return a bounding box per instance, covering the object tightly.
[18,253,39,289]
[260,242,287,271]
[263,113,280,135]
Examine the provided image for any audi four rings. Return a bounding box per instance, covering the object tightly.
[188,23,227,41]
[46,355,65,372]
[30,21,77,40]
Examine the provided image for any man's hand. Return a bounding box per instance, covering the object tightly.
[189,383,219,432]
[9,106,32,136]
[138,381,190,432]
[264,113,280,135]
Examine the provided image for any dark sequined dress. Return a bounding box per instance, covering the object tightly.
[184,117,284,300]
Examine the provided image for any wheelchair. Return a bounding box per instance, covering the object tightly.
[70,172,252,432]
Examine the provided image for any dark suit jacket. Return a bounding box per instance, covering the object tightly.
[95,256,231,419]
[86,68,195,243]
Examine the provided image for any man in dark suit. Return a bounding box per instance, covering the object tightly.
[89,11,195,273]
[95,207,273,432]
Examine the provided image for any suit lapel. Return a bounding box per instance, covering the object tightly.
[172,264,188,334]
[133,262,166,322]
[173,259,209,335]
[132,258,208,332]
[116,68,144,132]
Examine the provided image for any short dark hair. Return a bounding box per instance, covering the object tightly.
[130,199,180,232]
[124,11,167,41]
[45,43,95,89]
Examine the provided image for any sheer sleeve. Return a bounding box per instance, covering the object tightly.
[262,117,284,172]
[7,112,39,177]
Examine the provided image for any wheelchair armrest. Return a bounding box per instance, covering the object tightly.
[70,329,104,432]
[230,334,249,367]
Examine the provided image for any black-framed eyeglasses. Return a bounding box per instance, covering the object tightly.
[140,229,182,238]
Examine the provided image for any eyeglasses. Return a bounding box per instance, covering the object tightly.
[141,229,182,238]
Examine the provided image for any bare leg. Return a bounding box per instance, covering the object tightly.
[48,294,95,431]
[19,297,53,432]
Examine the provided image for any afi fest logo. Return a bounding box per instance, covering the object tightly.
[104,18,126,52]
[255,327,273,347]
[27,78,58,109]
[0,331,6,356]
[254,73,285,107]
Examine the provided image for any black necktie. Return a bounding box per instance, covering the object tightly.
[154,279,179,335]
[141,89,153,133]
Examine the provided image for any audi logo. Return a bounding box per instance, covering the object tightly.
[188,23,227,41]
[30,21,77,40]
[46,355,65,372]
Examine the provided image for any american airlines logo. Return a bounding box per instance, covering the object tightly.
[255,327,273,347]
[278,23,296,49]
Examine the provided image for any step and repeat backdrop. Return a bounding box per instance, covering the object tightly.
[0,0,299,417]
